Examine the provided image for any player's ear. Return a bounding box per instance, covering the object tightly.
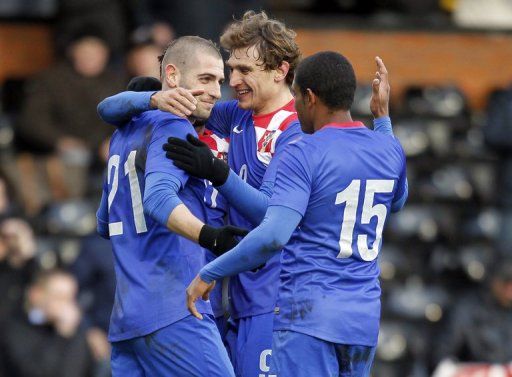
[305,88,316,106]
[274,60,290,83]
[165,63,180,88]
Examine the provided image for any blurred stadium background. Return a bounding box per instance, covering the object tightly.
[1,1,512,376]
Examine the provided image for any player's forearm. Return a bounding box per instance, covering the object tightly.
[199,206,301,282]
[97,91,154,127]
[373,116,394,137]
[166,204,203,242]
[216,171,270,226]
[143,172,204,242]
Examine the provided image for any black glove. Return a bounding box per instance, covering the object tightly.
[126,76,162,92]
[199,224,249,256]
[163,134,230,186]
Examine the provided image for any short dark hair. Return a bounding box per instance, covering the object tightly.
[158,36,221,78]
[295,51,356,111]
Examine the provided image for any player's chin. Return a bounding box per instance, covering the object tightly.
[236,98,252,110]
[192,107,213,121]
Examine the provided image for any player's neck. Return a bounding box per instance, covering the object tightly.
[253,88,293,116]
[314,110,353,132]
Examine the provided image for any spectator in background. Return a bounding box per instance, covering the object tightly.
[0,269,93,377]
[126,40,162,79]
[0,171,20,219]
[434,257,512,365]
[0,218,39,324]
[70,235,115,377]
[17,29,125,201]
[56,0,152,57]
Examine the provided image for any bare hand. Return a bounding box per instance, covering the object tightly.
[52,302,81,338]
[150,88,204,118]
[369,56,390,119]
[86,327,111,361]
[186,275,216,320]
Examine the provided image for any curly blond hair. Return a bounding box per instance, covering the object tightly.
[220,10,301,86]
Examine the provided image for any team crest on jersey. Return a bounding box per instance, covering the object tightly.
[258,130,277,153]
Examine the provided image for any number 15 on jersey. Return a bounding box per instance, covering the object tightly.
[335,179,395,262]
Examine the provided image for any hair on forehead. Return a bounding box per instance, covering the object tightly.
[158,36,221,76]
[220,10,301,86]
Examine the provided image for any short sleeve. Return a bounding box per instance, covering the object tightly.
[145,115,198,188]
[262,121,303,186]
[269,141,313,216]
[206,100,239,138]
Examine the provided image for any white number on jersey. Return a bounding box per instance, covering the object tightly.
[107,151,148,236]
[239,164,248,182]
[335,179,394,261]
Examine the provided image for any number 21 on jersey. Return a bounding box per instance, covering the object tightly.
[107,151,148,236]
[335,179,394,261]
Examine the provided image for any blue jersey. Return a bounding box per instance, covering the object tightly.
[201,129,230,318]
[269,122,407,346]
[104,110,212,342]
[207,99,303,319]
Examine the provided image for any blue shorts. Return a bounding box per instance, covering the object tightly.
[226,312,275,377]
[111,314,235,377]
[270,330,376,377]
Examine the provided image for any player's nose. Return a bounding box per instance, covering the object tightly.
[209,82,221,100]
[229,71,242,87]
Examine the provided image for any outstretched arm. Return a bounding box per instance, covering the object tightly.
[186,205,301,319]
[97,91,155,127]
[97,88,202,127]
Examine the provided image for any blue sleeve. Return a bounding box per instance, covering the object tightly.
[205,100,239,138]
[373,116,394,137]
[143,172,183,226]
[142,115,198,225]
[145,115,197,185]
[216,171,270,226]
[214,122,303,226]
[97,91,154,127]
[268,141,313,216]
[391,147,408,213]
[96,182,109,239]
[200,206,302,283]
[261,121,303,186]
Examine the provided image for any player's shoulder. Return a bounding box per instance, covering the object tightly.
[141,109,190,124]
[214,99,245,117]
[137,110,196,140]
[282,132,316,155]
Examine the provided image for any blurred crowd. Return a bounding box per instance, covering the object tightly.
[0,1,511,377]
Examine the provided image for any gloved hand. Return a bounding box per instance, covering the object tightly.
[199,225,249,256]
[163,134,230,186]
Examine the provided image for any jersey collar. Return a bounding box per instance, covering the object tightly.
[252,99,295,127]
[321,121,366,130]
